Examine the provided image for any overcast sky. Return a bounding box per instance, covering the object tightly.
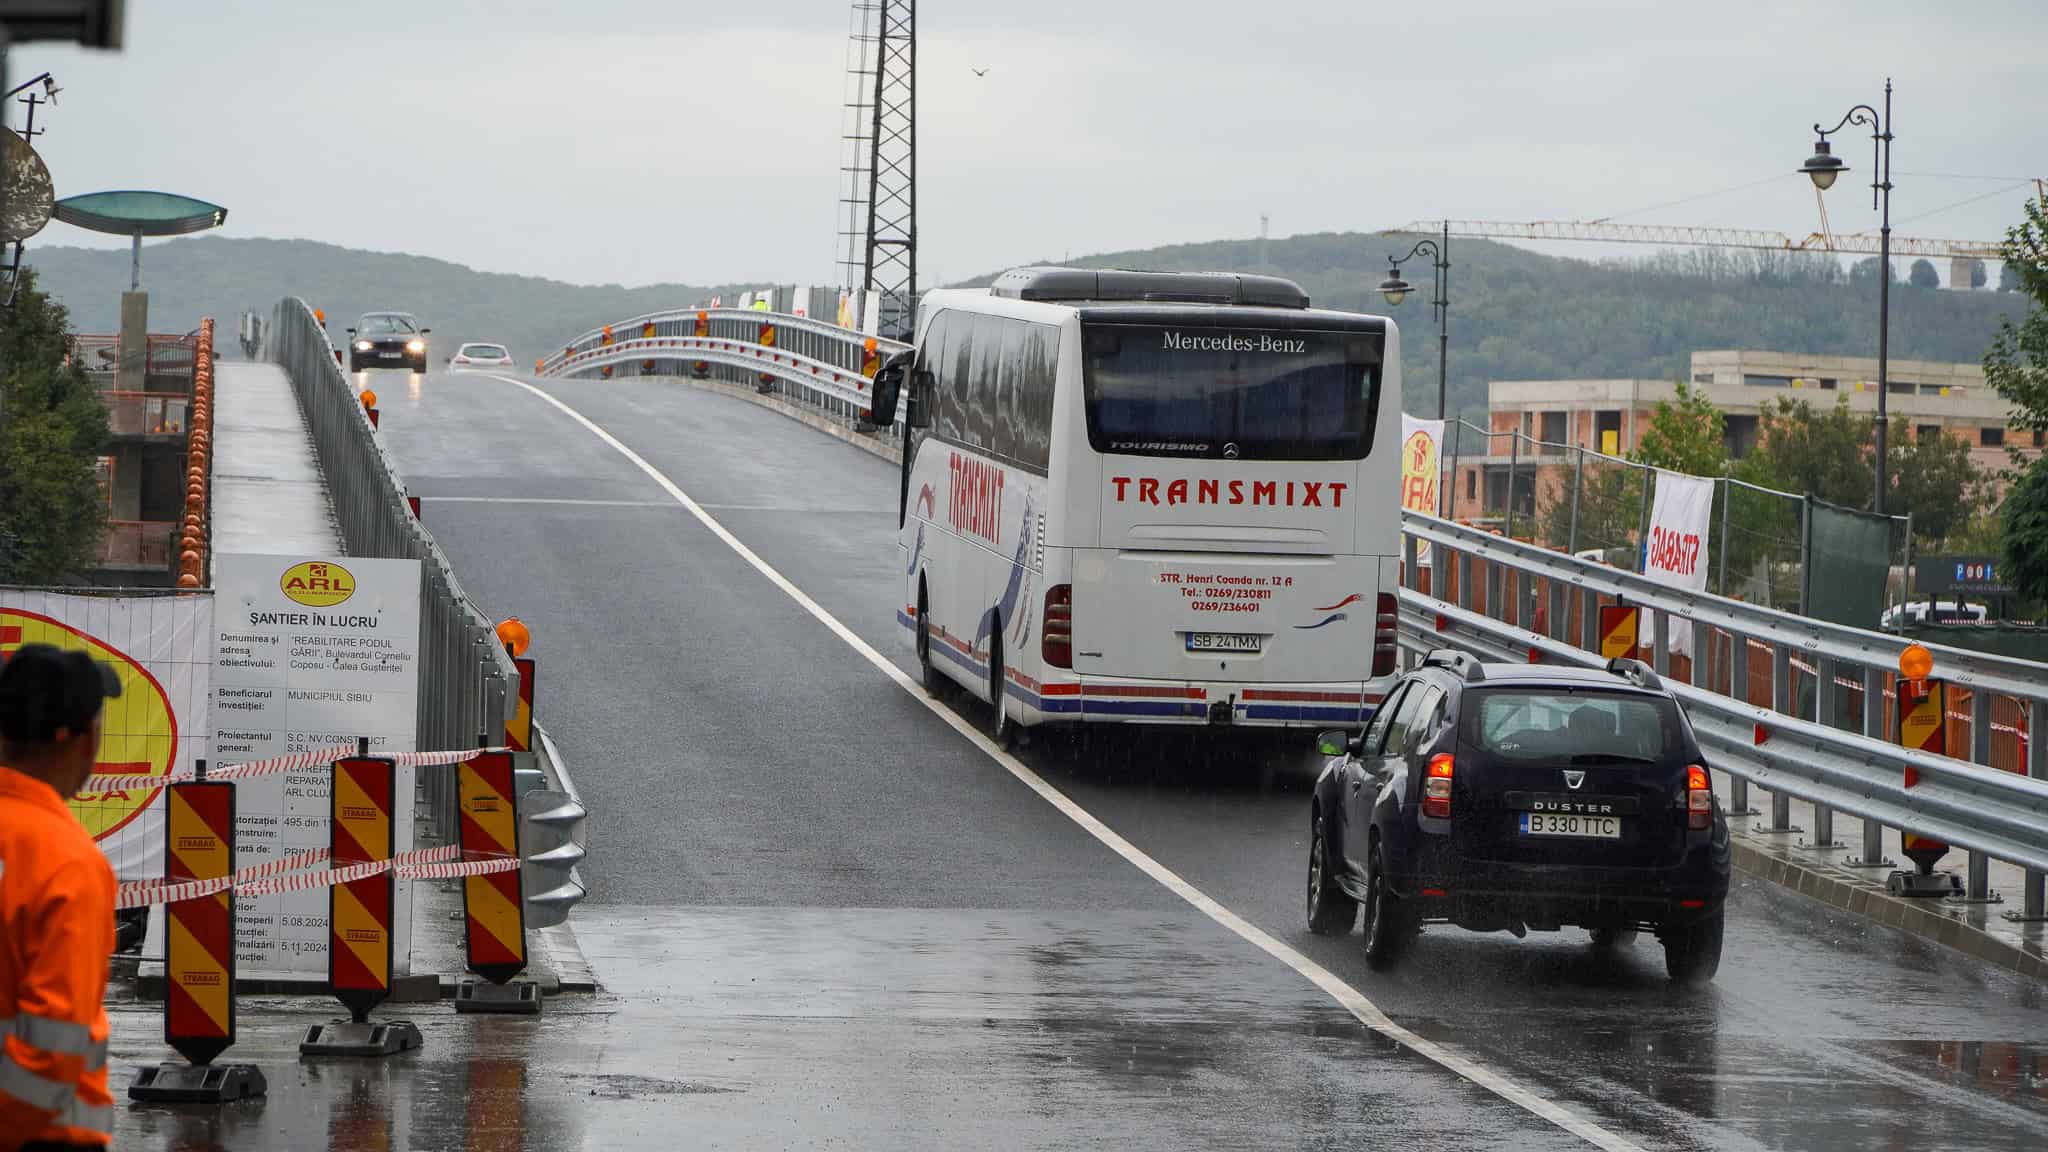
[13,1,2046,287]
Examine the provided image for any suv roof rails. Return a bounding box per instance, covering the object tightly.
[1422,649,1486,682]
[1606,657,1663,691]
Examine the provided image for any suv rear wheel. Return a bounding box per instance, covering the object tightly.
[1661,911,1723,984]
[1361,841,1413,970]
[1306,812,1357,935]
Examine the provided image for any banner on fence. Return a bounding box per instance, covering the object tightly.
[1400,414,1444,563]
[211,554,422,980]
[0,589,213,884]
[1641,471,1714,658]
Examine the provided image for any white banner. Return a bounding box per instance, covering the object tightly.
[212,554,422,980]
[0,590,213,884]
[1400,414,1445,565]
[1640,471,1714,658]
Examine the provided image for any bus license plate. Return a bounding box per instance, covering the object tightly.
[1520,813,1621,839]
[1187,632,1262,653]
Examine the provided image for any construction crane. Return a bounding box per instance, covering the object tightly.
[1393,219,2003,262]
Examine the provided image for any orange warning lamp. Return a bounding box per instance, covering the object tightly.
[496,617,531,658]
[1899,643,1933,682]
[314,308,326,326]
[360,389,378,410]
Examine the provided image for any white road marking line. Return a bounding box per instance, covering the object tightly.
[427,496,677,508]
[486,375,1644,1152]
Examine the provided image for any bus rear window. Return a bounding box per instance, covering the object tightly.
[1081,323,1381,461]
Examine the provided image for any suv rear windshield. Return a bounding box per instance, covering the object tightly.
[1462,689,1682,762]
[462,344,507,357]
[1081,322,1382,461]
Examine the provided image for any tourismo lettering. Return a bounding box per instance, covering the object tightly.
[1160,332,1307,354]
[949,451,1004,544]
[1648,525,1702,576]
[1110,476,1346,509]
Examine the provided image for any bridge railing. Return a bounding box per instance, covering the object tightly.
[1401,510,2048,917]
[538,307,912,430]
[270,297,518,839]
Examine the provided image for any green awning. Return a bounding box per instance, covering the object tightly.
[51,190,226,236]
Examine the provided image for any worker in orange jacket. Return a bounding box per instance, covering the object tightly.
[0,645,122,1151]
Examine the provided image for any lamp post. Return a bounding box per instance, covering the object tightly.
[1803,79,1894,514]
[1377,222,1451,423]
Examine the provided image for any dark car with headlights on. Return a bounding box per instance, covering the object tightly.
[1306,652,1730,983]
[348,312,430,372]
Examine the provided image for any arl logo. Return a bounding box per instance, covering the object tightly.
[281,560,356,608]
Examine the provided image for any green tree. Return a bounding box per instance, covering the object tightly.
[0,268,109,583]
[1736,397,1872,507]
[1909,258,1940,289]
[1633,381,1728,476]
[1986,190,2048,604]
[1886,418,1980,547]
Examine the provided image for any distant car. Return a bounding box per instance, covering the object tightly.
[348,312,430,372]
[1307,652,1730,983]
[450,342,514,370]
[1880,599,1988,628]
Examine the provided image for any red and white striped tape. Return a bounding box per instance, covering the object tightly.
[115,846,334,909]
[79,745,507,796]
[396,855,521,881]
[116,844,467,908]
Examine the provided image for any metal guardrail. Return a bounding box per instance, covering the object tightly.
[269,297,517,841]
[537,307,911,429]
[1400,509,2048,917]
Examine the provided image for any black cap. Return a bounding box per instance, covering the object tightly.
[0,643,123,745]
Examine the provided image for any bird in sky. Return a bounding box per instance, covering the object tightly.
[971,67,988,77]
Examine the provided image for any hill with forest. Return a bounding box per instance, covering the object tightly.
[966,233,2028,420]
[22,237,764,366]
[23,231,2027,417]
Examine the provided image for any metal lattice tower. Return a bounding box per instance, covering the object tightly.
[835,2,879,295]
[859,0,914,340]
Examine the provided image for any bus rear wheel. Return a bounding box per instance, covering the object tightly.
[986,627,1011,747]
[916,587,938,693]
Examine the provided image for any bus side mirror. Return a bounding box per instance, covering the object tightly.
[867,352,911,425]
[905,368,935,429]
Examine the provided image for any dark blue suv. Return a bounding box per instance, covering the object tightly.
[1306,651,1731,983]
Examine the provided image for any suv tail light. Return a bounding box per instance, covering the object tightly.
[1373,593,1398,677]
[1043,584,1073,669]
[1686,764,1712,830]
[1423,753,1454,819]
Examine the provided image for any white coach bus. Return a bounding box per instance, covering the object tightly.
[868,267,1403,741]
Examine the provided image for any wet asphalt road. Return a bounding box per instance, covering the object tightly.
[123,367,2044,1151]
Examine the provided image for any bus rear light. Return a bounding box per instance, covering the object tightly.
[1043,584,1073,669]
[1422,753,1454,819]
[1373,593,1398,677]
[1686,764,1712,830]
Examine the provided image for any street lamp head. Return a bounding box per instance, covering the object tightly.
[1801,137,1846,191]
[1378,273,1414,307]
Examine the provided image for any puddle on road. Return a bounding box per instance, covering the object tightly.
[1854,1038,2048,1102]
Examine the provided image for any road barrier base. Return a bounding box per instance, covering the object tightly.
[1888,870,1962,898]
[299,1019,422,1058]
[453,978,542,1016]
[129,1061,268,1103]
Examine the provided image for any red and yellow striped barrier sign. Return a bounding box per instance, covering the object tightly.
[458,751,527,984]
[861,337,880,379]
[165,781,236,1064]
[758,320,778,386]
[1598,603,1639,660]
[329,757,396,1021]
[1898,677,1948,859]
[506,658,536,753]
[641,322,657,339]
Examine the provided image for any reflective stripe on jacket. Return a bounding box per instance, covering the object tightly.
[0,764,115,1150]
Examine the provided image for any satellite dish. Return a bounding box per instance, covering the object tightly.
[3,132,55,243]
